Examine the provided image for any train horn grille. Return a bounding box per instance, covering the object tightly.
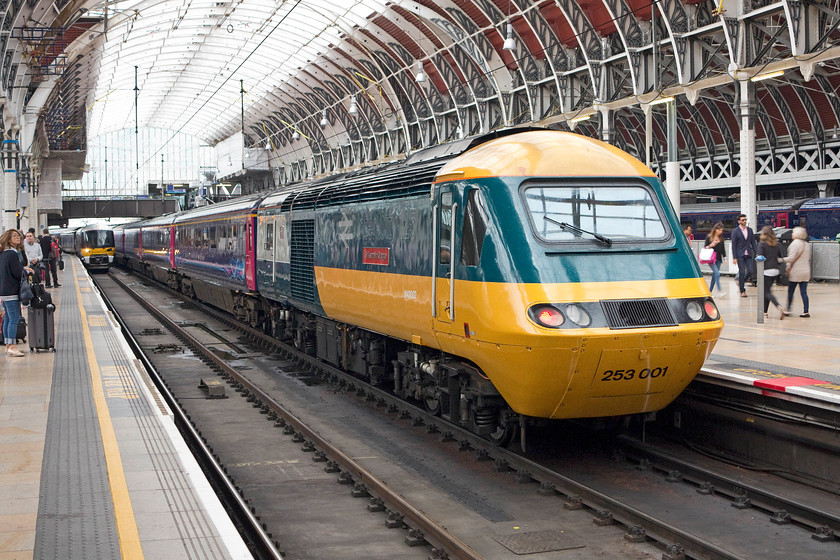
[601,299,677,329]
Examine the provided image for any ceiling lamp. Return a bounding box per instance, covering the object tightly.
[648,96,675,106]
[750,69,785,82]
[320,109,328,127]
[349,95,358,116]
[292,128,300,140]
[415,61,426,83]
[503,23,516,51]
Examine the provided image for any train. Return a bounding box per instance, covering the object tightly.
[59,224,115,271]
[681,197,840,240]
[114,129,723,445]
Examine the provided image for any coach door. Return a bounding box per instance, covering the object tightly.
[433,188,458,328]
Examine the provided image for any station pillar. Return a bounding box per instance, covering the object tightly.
[739,80,757,229]
[1,137,18,232]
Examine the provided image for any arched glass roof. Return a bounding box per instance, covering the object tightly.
[89,0,391,144]
[10,0,839,189]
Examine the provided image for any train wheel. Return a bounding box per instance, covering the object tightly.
[421,382,441,416]
[487,422,518,447]
[476,408,517,447]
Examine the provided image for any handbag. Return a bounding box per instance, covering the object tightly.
[58,258,64,271]
[19,277,33,304]
[698,247,716,265]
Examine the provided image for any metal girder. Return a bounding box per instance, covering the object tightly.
[765,83,801,149]
[705,95,736,164]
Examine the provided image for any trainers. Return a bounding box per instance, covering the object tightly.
[740,292,747,298]
[6,349,24,357]
[800,313,810,318]
[717,291,726,297]
[54,283,61,287]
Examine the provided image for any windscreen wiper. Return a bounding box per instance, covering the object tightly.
[544,216,613,247]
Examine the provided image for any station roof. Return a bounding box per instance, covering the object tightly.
[7,0,840,182]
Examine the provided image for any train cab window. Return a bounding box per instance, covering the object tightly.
[523,185,667,243]
[461,189,487,266]
[439,191,452,264]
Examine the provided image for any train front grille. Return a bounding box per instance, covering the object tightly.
[601,299,677,329]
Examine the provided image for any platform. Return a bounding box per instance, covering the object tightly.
[701,278,840,405]
[0,259,251,559]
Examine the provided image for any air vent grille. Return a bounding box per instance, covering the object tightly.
[290,220,315,303]
[601,299,677,329]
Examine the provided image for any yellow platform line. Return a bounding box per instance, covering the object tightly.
[74,260,144,559]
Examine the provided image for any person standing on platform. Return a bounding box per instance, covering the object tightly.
[783,226,811,317]
[757,226,787,319]
[39,228,60,288]
[23,231,43,266]
[731,214,757,298]
[1,229,34,357]
[705,222,726,296]
[683,225,694,241]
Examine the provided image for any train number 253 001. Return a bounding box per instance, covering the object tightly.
[600,367,669,381]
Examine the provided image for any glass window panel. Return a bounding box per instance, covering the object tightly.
[523,185,668,242]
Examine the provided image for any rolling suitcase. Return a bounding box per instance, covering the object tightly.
[28,304,56,352]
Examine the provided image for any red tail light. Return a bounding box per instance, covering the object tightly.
[533,305,565,327]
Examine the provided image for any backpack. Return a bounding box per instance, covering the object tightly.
[30,282,53,309]
[51,240,60,259]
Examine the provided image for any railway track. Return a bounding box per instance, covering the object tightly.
[95,268,840,559]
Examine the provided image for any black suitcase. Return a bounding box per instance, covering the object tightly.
[16,316,26,343]
[28,304,55,352]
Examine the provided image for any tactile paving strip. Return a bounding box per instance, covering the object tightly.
[33,279,121,559]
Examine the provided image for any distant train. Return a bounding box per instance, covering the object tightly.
[681,197,840,240]
[59,224,115,271]
[114,129,723,444]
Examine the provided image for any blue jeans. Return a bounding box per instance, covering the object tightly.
[787,282,809,313]
[2,299,22,344]
[708,261,721,292]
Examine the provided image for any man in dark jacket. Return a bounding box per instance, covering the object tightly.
[731,214,758,297]
[39,228,60,288]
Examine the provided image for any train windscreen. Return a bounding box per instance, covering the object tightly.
[523,185,668,243]
[82,230,115,249]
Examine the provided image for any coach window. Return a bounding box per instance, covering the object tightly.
[461,189,487,266]
[265,220,273,252]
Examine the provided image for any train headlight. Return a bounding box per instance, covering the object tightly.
[529,305,565,328]
[685,301,704,321]
[564,304,591,327]
[704,299,719,320]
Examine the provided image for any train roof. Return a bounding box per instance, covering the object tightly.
[174,192,265,223]
[681,198,811,214]
[260,127,547,211]
[800,196,840,209]
[75,223,114,232]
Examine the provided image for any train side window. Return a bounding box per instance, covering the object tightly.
[461,189,487,266]
[439,191,452,264]
[265,220,274,253]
